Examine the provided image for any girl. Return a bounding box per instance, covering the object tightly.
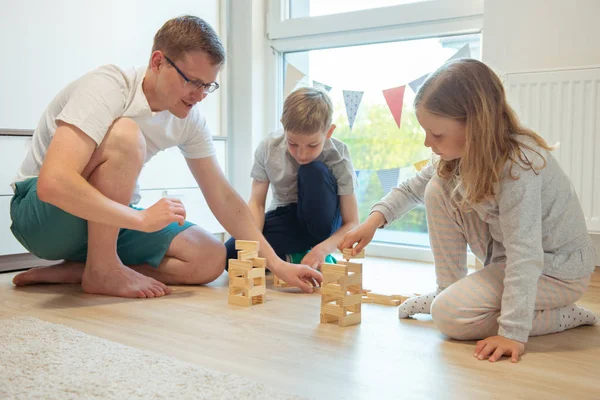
[340,59,597,363]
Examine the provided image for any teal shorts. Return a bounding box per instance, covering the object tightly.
[10,178,194,267]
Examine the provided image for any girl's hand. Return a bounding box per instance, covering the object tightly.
[474,335,526,363]
[338,213,384,254]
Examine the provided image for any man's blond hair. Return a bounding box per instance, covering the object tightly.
[152,15,225,65]
[281,87,333,134]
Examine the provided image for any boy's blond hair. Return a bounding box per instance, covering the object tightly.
[152,15,225,66]
[281,87,333,134]
[414,58,554,207]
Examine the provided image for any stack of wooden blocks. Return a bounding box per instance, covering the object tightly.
[228,240,267,307]
[320,249,365,327]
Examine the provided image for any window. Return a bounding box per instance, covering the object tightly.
[283,34,481,247]
[288,0,428,19]
[266,0,483,257]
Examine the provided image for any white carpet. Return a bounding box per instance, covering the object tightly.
[0,317,305,400]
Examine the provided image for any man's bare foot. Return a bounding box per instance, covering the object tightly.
[13,261,85,286]
[81,261,172,298]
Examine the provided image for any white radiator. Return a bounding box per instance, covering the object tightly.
[504,67,600,234]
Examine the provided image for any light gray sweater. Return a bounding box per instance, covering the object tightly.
[372,143,596,342]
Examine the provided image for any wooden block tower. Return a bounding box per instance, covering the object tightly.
[228,240,267,307]
[319,249,364,327]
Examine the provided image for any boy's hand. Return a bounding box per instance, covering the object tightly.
[273,261,322,293]
[301,247,329,270]
[474,335,525,363]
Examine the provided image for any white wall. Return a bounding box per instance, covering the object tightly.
[0,0,221,134]
[483,0,600,266]
[482,0,600,74]
[226,0,276,200]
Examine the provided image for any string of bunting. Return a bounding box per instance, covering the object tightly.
[283,44,472,131]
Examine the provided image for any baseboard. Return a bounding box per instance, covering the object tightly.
[0,253,59,273]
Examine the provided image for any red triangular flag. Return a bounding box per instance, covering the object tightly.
[382,85,406,129]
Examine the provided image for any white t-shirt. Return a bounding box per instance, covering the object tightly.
[12,65,215,203]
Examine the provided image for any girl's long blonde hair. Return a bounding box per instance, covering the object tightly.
[414,59,554,206]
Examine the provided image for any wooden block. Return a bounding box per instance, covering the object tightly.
[252,295,264,305]
[228,259,253,270]
[252,257,267,268]
[344,262,363,274]
[339,312,361,327]
[321,303,346,318]
[248,285,266,297]
[273,274,293,288]
[320,263,348,276]
[346,303,361,313]
[235,240,260,251]
[229,277,250,288]
[342,248,365,260]
[340,273,362,287]
[321,284,345,297]
[228,295,252,307]
[247,268,266,279]
[238,250,259,260]
[320,313,339,324]
[337,293,362,307]
[347,284,363,294]
[321,294,339,304]
[361,296,374,304]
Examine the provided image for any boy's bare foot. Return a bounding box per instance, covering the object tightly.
[81,261,171,298]
[13,261,85,286]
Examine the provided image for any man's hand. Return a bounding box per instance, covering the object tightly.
[474,335,526,363]
[273,261,323,293]
[139,197,187,232]
[300,247,329,270]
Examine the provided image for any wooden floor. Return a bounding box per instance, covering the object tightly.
[1,257,599,400]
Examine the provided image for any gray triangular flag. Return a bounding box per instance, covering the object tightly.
[447,44,471,62]
[376,168,401,195]
[408,73,429,93]
[313,80,332,92]
[343,90,364,130]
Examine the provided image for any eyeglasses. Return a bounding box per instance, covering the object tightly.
[164,55,219,94]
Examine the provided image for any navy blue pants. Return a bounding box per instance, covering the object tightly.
[225,161,342,268]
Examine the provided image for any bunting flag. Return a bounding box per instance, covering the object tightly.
[408,73,429,93]
[313,80,332,92]
[382,85,406,129]
[284,63,306,99]
[342,90,364,130]
[376,168,401,195]
[354,170,372,203]
[413,159,429,172]
[447,44,471,62]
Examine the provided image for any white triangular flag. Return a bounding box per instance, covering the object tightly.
[284,64,306,98]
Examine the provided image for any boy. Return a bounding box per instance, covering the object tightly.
[10,16,322,297]
[226,87,359,269]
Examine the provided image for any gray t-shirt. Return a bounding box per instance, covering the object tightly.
[251,130,357,211]
[371,137,596,342]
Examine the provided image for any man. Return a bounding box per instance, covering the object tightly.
[10,15,321,298]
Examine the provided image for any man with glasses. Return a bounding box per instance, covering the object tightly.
[9,15,322,298]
